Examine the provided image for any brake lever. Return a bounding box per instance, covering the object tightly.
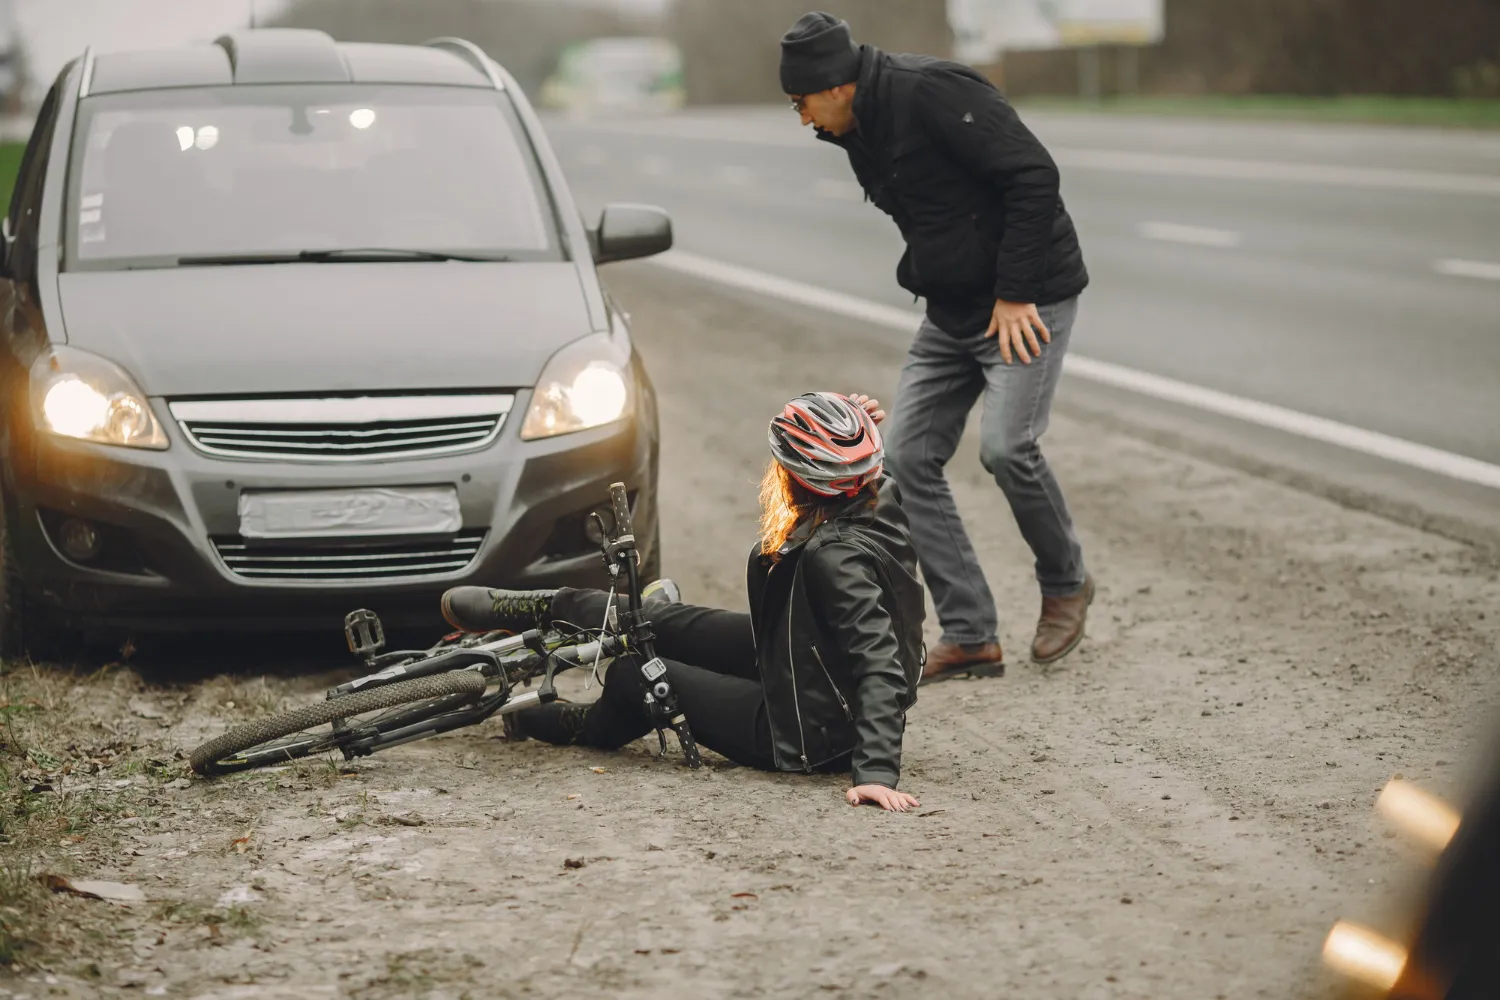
[589,511,613,573]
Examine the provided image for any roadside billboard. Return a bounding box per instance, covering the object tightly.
[949,0,1164,63]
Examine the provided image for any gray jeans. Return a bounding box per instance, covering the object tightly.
[884,298,1087,647]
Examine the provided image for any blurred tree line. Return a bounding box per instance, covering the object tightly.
[272,0,950,104]
[667,1,951,105]
[270,0,655,97]
[996,0,1500,98]
[270,0,1499,103]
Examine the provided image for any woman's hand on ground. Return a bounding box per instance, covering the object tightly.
[848,393,886,425]
[847,784,920,812]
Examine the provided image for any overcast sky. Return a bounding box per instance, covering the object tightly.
[16,0,291,95]
[12,0,668,101]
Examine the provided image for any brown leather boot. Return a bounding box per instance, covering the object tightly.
[1032,574,1095,664]
[921,640,1005,685]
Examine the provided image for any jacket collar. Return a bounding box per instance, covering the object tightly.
[774,482,884,559]
[816,45,886,150]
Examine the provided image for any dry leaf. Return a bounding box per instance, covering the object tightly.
[566,794,580,800]
[589,767,607,774]
[39,874,146,903]
[230,832,253,854]
[731,892,758,900]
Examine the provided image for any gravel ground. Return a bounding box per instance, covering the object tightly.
[2,264,1495,1000]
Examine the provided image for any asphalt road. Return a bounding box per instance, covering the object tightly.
[541,107,1500,485]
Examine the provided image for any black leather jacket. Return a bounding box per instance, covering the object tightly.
[744,478,926,788]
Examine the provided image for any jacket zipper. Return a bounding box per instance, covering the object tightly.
[786,563,811,772]
[753,557,795,772]
[811,644,853,721]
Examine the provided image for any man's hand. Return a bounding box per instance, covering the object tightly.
[848,393,886,425]
[984,299,1051,365]
[846,784,921,812]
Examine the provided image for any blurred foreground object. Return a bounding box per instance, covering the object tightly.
[1323,747,1500,999]
[541,37,684,115]
[1376,779,1462,856]
[1324,921,1407,993]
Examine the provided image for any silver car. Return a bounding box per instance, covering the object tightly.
[0,29,672,658]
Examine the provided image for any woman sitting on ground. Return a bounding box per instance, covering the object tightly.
[440,391,927,812]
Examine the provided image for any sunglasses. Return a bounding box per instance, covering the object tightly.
[788,95,807,114]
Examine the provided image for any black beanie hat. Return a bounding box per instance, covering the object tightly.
[779,11,861,95]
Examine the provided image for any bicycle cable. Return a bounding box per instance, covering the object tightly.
[588,588,617,689]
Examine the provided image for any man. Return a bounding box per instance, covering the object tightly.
[780,11,1094,680]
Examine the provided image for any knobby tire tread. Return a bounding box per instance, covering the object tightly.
[190,671,487,776]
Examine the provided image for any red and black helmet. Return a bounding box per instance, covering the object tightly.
[768,392,884,498]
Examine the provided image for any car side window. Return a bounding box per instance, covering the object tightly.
[5,77,63,285]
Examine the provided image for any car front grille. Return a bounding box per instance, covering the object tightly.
[168,395,514,462]
[213,532,487,581]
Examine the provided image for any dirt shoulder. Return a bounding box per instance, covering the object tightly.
[2,263,1496,999]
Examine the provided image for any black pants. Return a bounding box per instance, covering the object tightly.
[550,588,777,770]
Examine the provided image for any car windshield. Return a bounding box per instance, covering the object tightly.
[66,84,562,270]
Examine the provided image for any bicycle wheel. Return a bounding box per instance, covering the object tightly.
[190,671,487,776]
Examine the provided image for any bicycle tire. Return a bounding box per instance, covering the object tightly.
[190,671,487,776]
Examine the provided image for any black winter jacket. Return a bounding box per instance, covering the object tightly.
[821,46,1089,335]
[745,477,926,789]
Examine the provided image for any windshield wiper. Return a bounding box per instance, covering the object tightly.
[177,248,513,266]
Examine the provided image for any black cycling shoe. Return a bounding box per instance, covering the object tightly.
[440,587,557,634]
[505,700,590,745]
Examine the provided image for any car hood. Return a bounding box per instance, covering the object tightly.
[56,263,596,397]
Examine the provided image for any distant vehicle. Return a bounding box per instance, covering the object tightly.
[0,29,673,658]
[541,37,685,115]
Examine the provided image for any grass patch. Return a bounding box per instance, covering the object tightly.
[1013,94,1500,128]
[0,141,23,207]
[0,662,183,968]
[155,899,263,938]
[0,860,50,965]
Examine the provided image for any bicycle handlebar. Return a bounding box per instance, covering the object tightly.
[610,482,633,542]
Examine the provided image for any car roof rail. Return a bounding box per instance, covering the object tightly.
[78,45,96,98]
[424,37,504,91]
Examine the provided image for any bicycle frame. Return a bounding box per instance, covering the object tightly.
[326,482,703,769]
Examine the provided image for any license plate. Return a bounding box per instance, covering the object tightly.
[238,486,462,540]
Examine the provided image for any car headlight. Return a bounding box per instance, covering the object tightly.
[520,332,632,441]
[30,347,168,450]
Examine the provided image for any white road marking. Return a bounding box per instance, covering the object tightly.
[557,120,1500,197]
[652,250,1500,492]
[1054,148,1500,198]
[637,156,669,177]
[1434,258,1500,282]
[715,165,754,186]
[1138,222,1242,248]
[813,178,864,201]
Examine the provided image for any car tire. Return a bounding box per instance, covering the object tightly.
[0,520,67,665]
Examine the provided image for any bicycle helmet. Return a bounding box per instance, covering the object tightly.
[768,391,884,497]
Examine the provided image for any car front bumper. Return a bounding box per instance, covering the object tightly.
[4,395,658,636]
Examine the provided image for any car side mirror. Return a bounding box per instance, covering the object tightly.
[591,204,672,265]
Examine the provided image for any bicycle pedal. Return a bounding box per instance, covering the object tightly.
[344,609,386,660]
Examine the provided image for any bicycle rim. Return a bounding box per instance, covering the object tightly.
[189,671,488,776]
